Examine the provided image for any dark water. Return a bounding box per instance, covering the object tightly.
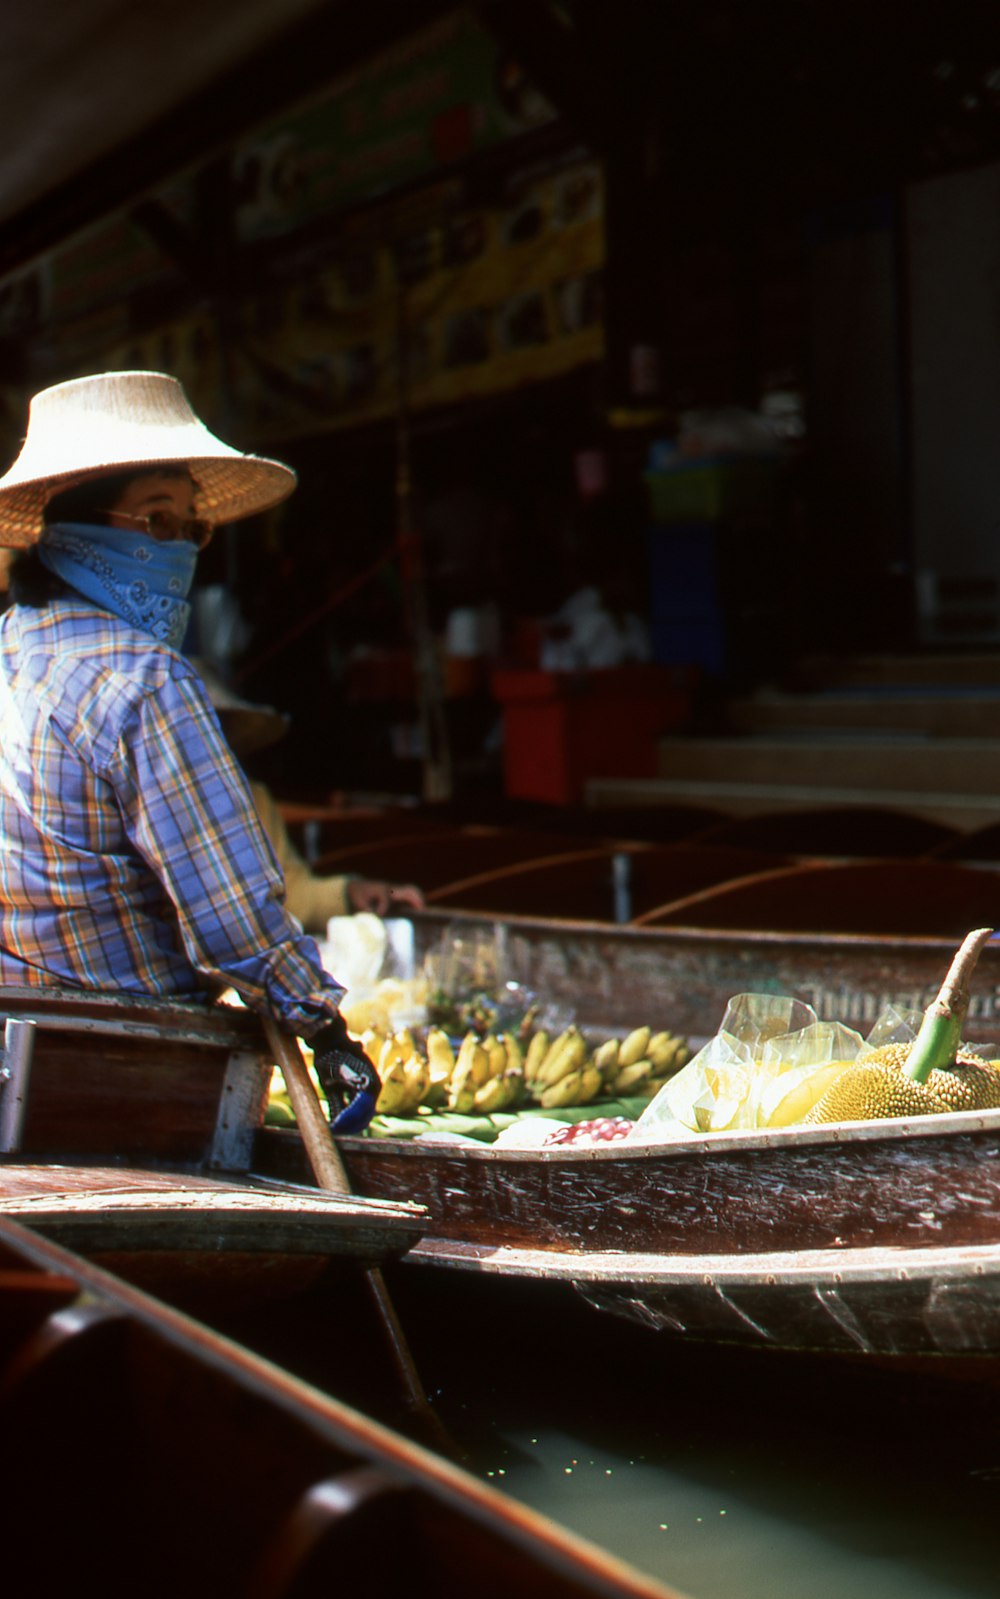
[212,1263,1000,1599]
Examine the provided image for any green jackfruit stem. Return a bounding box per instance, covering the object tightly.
[903,927,994,1083]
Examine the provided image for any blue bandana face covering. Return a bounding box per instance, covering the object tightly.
[37,522,199,648]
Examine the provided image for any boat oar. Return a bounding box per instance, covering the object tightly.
[261,1018,455,1455]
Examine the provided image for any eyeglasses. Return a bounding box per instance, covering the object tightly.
[103,509,214,550]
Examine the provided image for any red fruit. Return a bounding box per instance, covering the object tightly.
[543,1116,633,1146]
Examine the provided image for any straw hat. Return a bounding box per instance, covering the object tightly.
[0,370,297,547]
[193,660,290,756]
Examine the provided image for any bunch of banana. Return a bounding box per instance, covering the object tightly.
[600,1026,691,1099]
[325,1015,692,1122]
[370,1027,432,1116]
[523,1023,691,1108]
[446,1029,526,1114]
[524,1025,600,1108]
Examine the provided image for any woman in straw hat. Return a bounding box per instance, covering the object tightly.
[0,369,381,1132]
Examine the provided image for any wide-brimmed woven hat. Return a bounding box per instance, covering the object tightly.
[0,370,297,547]
[193,659,290,756]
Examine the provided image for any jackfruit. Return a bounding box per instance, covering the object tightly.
[859,1039,1000,1113]
[805,1062,948,1124]
[805,926,996,1125]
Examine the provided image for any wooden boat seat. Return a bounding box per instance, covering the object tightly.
[0,985,272,1170]
[927,819,1000,863]
[424,843,794,922]
[313,827,624,890]
[686,804,959,859]
[250,1467,416,1597]
[523,802,727,844]
[634,857,1000,937]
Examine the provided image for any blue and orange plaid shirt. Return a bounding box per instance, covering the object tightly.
[0,598,345,1036]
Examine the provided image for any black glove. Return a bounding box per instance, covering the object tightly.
[311,1015,379,1134]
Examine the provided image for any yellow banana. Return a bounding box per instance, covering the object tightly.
[426,1027,456,1074]
[523,1029,550,1083]
[647,1032,690,1074]
[456,1031,490,1087]
[535,1027,587,1089]
[594,1037,621,1085]
[376,1059,411,1114]
[613,1059,653,1095]
[503,1032,523,1075]
[646,1031,677,1069]
[578,1062,603,1103]
[539,1068,584,1108]
[377,1031,410,1079]
[447,1066,477,1114]
[360,1027,385,1063]
[447,1040,482,1111]
[474,1075,514,1113]
[482,1032,507,1079]
[423,1027,456,1106]
[537,1027,575,1080]
[402,1053,430,1112]
[619,1026,652,1068]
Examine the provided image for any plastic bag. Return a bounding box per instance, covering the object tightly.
[322,913,428,1033]
[755,1020,865,1127]
[635,993,818,1135]
[421,921,562,1039]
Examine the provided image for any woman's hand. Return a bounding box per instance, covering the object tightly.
[347,878,425,916]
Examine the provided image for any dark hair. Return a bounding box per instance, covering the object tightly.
[7,546,68,606]
[43,471,149,526]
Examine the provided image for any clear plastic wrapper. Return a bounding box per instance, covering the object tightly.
[633,993,871,1136]
[322,913,428,1033]
[420,920,569,1040]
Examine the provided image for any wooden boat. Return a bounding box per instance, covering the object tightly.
[0,1214,678,1599]
[12,936,1000,1368]
[258,1099,1000,1364]
[407,902,1000,1049]
[0,983,426,1308]
[253,895,1000,1366]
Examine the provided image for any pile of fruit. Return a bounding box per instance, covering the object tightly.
[356,1020,691,1117]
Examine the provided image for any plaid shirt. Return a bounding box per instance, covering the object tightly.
[0,598,344,1036]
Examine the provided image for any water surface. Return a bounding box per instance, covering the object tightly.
[217,1264,1000,1599]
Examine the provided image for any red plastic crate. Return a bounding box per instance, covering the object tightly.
[491,665,693,805]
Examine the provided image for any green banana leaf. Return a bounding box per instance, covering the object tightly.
[366,1099,648,1144]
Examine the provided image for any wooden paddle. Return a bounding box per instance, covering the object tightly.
[261,1018,454,1454]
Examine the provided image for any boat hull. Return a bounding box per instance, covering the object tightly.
[258,1106,1000,1360]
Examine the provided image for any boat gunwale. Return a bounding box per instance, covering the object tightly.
[0,1216,679,1599]
[0,981,266,1047]
[407,1235,1000,1288]
[412,904,1000,956]
[333,1102,1000,1164]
